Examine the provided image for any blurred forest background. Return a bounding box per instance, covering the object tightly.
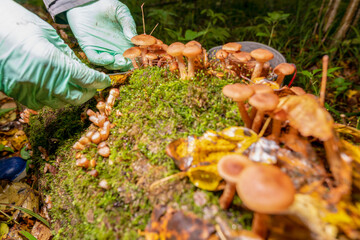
[17,0,360,125]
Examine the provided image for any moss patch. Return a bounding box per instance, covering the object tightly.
[29,67,253,239]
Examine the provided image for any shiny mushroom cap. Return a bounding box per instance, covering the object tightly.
[215,50,229,60]
[131,34,156,46]
[274,63,295,76]
[223,42,242,53]
[233,52,252,63]
[123,47,141,59]
[183,45,202,58]
[250,84,273,94]
[223,83,254,102]
[217,154,254,183]
[167,42,186,57]
[146,52,158,61]
[185,40,202,48]
[236,164,295,214]
[249,92,279,111]
[250,49,274,63]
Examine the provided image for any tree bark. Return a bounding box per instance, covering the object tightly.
[323,0,342,33]
[331,0,360,46]
[313,0,328,35]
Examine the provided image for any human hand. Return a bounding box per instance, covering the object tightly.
[0,0,110,111]
[67,0,137,71]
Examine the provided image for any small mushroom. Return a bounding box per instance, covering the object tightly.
[78,136,91,146]
[290,86,306,95]
[100,121,111,141]
[222,42,242,54]
[91,131,102,144]
[98,146,110,158]
[73,142,85,150]
[88,169,98,177]
[169,61,178,72]
[99,179,110,190]
[274,63,296,86]
[183,44,203,78]
[222,84,254,128]
[87,109,96,117]
[107,88,119,107]
[215,50,229,69]
[217,154,254,209]
[96,101,106,116]
[123,47,141,69]
[145,52,158,66]
[76,157,90,169]
[249,92,279,133]
[167,42,187,79]
[250,49,274,80]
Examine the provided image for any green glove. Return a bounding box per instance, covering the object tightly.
[67,0,137,71]
[0,0,111,111]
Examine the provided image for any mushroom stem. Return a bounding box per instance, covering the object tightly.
[175,56,187,79]
[130,58,139,69]
[271,119,281,142]
[203,49,209,68]
[252,111,265,133]
[275,73,285,85]
[141,48,148,66]
[237,101,252,128]
[249,107,257,127]
[320,55,329,107]
[219,182,236,209]
[252,62,264,80]
[251,213,270,239]
[187,57,196,78]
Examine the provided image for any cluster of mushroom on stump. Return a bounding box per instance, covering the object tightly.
[72,88,120,175]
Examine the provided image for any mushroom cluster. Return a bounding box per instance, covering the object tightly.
[72,88,120,172]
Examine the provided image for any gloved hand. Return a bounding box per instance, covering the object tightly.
[0,0,111,110]
[67,0,137,71]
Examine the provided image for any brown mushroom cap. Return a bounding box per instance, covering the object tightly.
[249,92,279,111]
[236,164,295,214]
[145,52,158,61]
[223,42,242,53]
[250,49,274,63]
[131,34,156,46]
[185,40,202,48]
[123,47,141,59]
[215,50,229,60]
[274,63,295,76]
[233,52,252,63]
[109,88,120,98]
[222,83,254,102]
[183,45,202,58]
[167,42,186,57]
[218,154,254,183]
[290,86,306,96]
[250,84,273,94]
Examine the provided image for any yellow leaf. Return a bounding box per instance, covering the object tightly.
[187,164,222,191]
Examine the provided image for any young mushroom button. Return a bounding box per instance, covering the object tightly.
[274,63,296,86]
[123,47,141,69]
[250,49,274,80]
[167,42,187,79]
[249,92,279,133]
[222,84,254,128]
[182,45,202,78]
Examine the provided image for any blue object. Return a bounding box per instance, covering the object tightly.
[0,157,27,181]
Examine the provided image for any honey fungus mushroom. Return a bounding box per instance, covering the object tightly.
[217,154,254,209]
[123,47,141,69]
[250,49,274,80]
[183,44,202,78]
[131,34,156,66]
[167,42,187,79]
[274,63,296,86]
[222,42,242,54]
[223,83,254,128]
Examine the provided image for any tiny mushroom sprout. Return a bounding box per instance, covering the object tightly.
[145,52,158,67]
[96,101,106,116]
[222,83,254,128]
[250,49,274,80]
[123,47,141,69]
[215,50,229,69]
[217,154,254,209]
[249,92,279,133]
[273,63,296,86]
[167,42,187,79]
[131,34,157,66]
[222,42,242,54]
[236,164,295,238]
[182,44,203,78]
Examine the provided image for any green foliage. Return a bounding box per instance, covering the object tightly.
[0,144,13,153]
[19,230,37,240]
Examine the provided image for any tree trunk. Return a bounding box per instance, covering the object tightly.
[331,0,360,46]
[323,0,342,33]
[313,0,328,35]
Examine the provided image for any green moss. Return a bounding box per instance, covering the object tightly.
[29,67,251,239]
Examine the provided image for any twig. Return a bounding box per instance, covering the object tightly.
[320,55,329,107]
[141,3,146,34]
[149,172,187,192]
[258,117,272,138]
[149,23,159,36]
[0,209,20,225]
